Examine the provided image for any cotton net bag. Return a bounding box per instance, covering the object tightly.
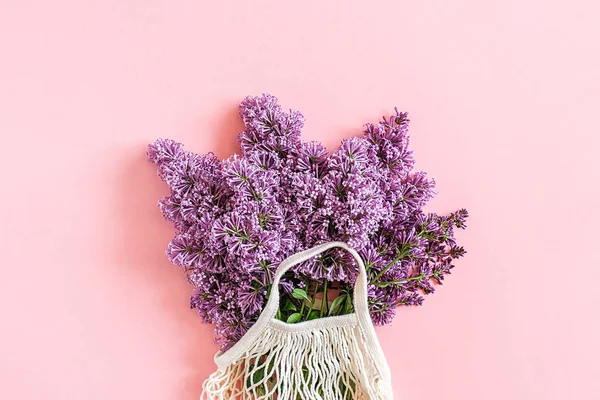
[201,241,394,399]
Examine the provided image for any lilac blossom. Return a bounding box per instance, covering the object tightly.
[147,94,468,349]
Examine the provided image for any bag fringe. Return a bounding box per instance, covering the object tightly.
[201,323,389,400]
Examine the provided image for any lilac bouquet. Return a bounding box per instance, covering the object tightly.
[148,94,468,350]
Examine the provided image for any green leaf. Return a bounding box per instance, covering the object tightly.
[253,366,265,382]
[307,310,320,320]
[292,288,310,302]
[343,294,355,314]
[282,299,297,312]
[286,313,302,324]
[246,365,265,388]
[328,294,347,316]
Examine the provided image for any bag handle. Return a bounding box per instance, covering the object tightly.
[214,241,389,373]
[259,241,370,322]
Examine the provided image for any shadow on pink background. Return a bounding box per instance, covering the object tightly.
[1,1,599,399]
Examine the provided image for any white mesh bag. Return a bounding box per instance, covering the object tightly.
[201,241,394,399]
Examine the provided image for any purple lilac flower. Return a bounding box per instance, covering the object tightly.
[148,94,468,348]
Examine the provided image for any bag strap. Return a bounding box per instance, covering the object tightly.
[258,241,370,323]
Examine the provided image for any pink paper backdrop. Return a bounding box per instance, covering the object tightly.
[1,1,599,399]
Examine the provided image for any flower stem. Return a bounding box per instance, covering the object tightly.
[320,280,329,317]
[299,279,308,317]
[262,263,271,286]
[376,274,426,287]
[309,281,318,315]
[371,246,411,284]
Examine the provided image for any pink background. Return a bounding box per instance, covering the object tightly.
[1,1,599,399]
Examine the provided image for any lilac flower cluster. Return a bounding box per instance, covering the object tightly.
[148,94,468,349]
